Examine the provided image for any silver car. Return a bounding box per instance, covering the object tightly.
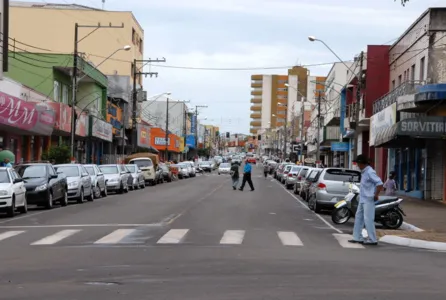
[307,168,361,213]
[280,165,294,184]
[284,166,302,189]
[125,164,145,189]
[54,164,93,203]
[84,164,107,198]
[218,163,231,175]
[178,163,190,179]
[184,161,196,177]
[99,164,129,194]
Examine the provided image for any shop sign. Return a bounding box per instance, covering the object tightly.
[75,109,88,137]
[191,115,197,133]
[154,137,170,146]
[370,102,397,146]
[90,116,113,142]
[0,91,55,135]
[106,103,123,135]
[399,117,446,136]
[331,142,349,152]
[137,124,151,148]
[45,101,72,133]
[175,139,180,148]
[186,135,195,148]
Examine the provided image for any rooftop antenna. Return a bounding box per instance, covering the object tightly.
[102,0,105,10]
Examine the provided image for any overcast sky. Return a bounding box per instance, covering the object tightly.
[19,0,446,133]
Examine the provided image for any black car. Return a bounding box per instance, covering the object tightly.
[159,163,172,182]
[15,163,68,209]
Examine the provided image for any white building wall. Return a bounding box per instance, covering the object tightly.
[287,74,300,120]
[261,75,272,128]
[306,76,317,104]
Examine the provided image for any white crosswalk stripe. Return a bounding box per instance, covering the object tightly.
[94,229,136,244]
[0,229,370,249]
[277,231,303,246]
[31,230,81,245]
[0,230,24,241]
[333,234,365,249]
[220,230,245,245]
[157,229,189,244]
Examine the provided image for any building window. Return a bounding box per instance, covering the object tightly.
[132,28,136,44]
[139,38,143,53]
[62,84,68,105]
[398,75,402,86]
[392,80,395,90]
[410,64,415,81]
[403,70,407,82]
[420,57,425,81]
[131,62,135,77]
[53,81,60,102]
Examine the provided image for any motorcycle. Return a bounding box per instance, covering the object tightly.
[331,182,406,229]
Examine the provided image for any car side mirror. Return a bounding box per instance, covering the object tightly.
[13,178,23,183]
[56,171,63,174]
[137,169,142,173]
[120,171,127,175]
[50,174,58,179]
[97,172,103,176]
[82,173,89,177]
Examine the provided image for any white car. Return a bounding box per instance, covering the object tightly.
[218,163,231,175]
[0,167,27,217]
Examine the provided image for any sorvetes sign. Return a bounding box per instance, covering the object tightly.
[399,117,446,136]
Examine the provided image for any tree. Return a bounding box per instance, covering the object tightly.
[396,0,409,6]
[41,144,71,164]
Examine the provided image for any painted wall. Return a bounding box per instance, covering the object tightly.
[10,6,143,80]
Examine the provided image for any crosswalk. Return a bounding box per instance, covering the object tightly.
[0,227,367,249]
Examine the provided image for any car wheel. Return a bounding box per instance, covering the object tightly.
[308,195,315,211]
[314,200,322,214]
[46,192,54,209]
[94,184,101,198]
[60,189,68,207]
[18,196,28,214]
[118,183,124,194]
[124,183,129,193]
[101,186,108,197]
[87,187,94,202]
[78,188,84,203]
[6,197,16,217]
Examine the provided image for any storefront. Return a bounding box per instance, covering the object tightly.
[74,108,89,163]
[89,116,112,165]
[150,127,181,161]
[106,101,124,155]
[0,91,55,163]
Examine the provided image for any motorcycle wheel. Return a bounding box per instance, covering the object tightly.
[382,210,404,229]
[331,207,351,224]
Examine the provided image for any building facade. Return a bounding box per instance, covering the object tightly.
[372,7,446,201]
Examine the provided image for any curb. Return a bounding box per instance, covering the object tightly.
[380,235,446,251]
[400,222,424,232]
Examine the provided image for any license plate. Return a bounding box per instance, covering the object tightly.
[334,200,347,208]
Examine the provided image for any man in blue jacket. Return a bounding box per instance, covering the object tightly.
[239,161,254,191]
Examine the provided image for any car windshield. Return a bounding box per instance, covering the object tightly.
[220,163,230,168]
[0,170,10,183]
[15,165,47,179]
[130,159,153,168]
[99,166,119,174]
[126,165,137,173]
[300,169,309,178]
[323,169,361,182]
[55,166,79,177]
[200,162,210,166]
[85,166,95,175]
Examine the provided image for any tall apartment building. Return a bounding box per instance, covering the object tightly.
[250,66,308,135]
[9,2,144,82]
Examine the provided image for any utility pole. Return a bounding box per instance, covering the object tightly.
[194,105,207,151]
[283,105,288,159]
[132,58,166,153]
[299,96,306,163]
[353,51,364,163]
[316,93,322,165]
[165,97,169,161]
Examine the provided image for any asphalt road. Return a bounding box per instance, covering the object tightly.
[0,164,445,300]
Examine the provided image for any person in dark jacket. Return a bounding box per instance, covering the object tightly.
[230,162,240,190]
[239,161,254,191]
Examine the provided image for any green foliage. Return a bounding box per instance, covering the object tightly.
[41,144,71,164]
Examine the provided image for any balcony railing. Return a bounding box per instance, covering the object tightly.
[372,80,425,114]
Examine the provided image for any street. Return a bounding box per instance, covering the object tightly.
[0,166,445,300]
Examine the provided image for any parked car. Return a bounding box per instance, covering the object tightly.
[183,161,196,177]
[307,168,361,213]
[125,164,145,189]
[0,167,27,217]
[300,168,323,201]
[159,163,173,182]
[218,163,231,175]
[128,157,156,186]
[199,161,212,172]
[84,164,107,198]
[293,167,315,197]
[99,164,129,193]
[284,166,302,189]
[15,163,68,209]
[246,157,257,164]
[178,163,191,179]
[55,164,94,203]
[279,164,294,184]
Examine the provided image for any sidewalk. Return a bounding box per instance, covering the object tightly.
[377,196,446,249]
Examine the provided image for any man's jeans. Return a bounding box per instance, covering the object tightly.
[352,200,377,243]
[232,177,239,188]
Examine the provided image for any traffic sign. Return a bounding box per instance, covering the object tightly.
[292,145,302,153]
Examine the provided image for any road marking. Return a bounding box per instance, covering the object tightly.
[333,234,365,249]
[0,230,25,241]
[157,229,189,244]
[0,223,163,229]
[277,231,303,246]
[275,180,343,234]
[31,229,81,245]
[220,230,245,245]
[94,229,136,244]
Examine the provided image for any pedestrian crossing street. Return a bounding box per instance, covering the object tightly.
[0,227,366,249]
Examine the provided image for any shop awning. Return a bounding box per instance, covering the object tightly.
[374,116,446,148]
